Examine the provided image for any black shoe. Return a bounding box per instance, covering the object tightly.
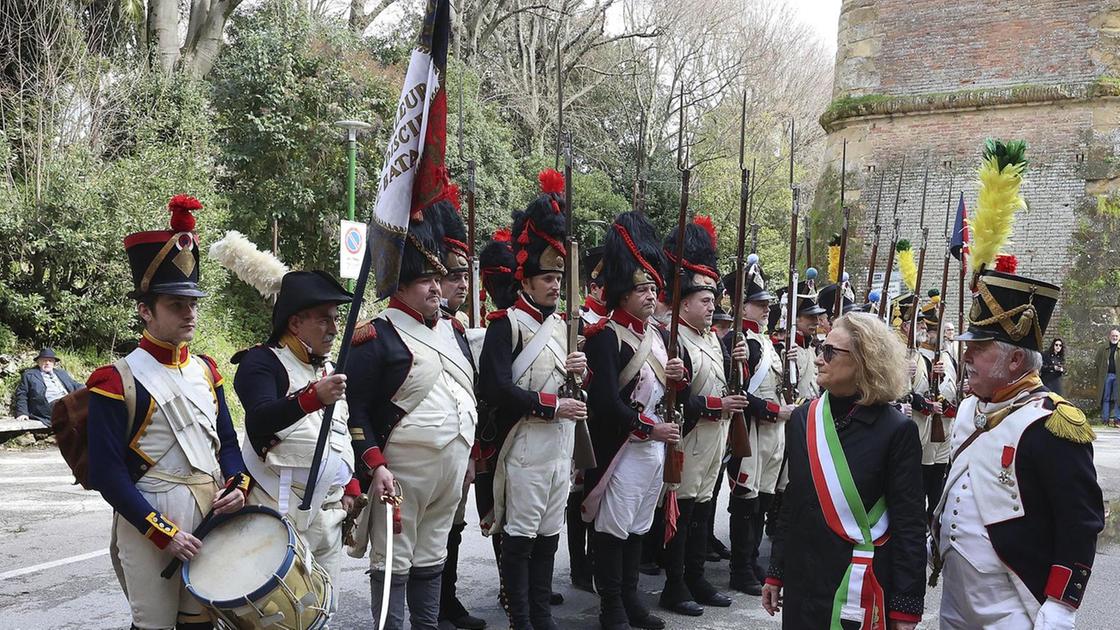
[658,597,703,617]
[753,564,766,583]
[729,576,763,596]
[705,548,722,562]
[549,591,563,605]
[627,612,667,629]
[708,537,731,560]
[448,614,487,629]
[692,590,732,607]
[638,562,661,576]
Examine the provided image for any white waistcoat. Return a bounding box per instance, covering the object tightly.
[744,328,782,403]
[679,325,728,405]
[510,308,567,397]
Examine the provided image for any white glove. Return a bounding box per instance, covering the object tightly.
[1034,599,1076,630]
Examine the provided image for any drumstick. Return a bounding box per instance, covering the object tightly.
[160,485,240,580]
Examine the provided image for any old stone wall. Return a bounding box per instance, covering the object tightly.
[819,0,1120,405]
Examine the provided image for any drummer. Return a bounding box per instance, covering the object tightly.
[86,196,250,630]
[231,269,360,596]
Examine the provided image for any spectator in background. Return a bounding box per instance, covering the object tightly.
[14,348,82,426]
[1096,329,1120,427]
[1041,338,1066,396]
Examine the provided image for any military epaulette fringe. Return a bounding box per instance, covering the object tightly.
[584,318,609,338]
[351,319,377,346]
[1044,393,1095,444]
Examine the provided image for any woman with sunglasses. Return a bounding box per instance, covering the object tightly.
[1041,338,1066,396]
[761,312,926,629]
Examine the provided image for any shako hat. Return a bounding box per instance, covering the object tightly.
[512,169,567,280]
[721,253,773,306]
[919,289,942,325]
[818,278,858,319]
[663,216,720,296]
[601,211,666,309]
[480,228,518,310]
[125,195,207,300]
[795,276,826,317]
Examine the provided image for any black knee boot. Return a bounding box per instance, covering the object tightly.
[593,530,629,630]
[623,533,665,629]
[639,506,664,575]
[567,491,595,592]
[658,499,702,615]
[707,464,730,561]
[685,500,732,606]
[407,562,445,630]
[728,496,762,595]
[492,532,514,625]
[529,534,561,630]
[440,522,487,629]
[754,492,774,582]
[502,535,535,630]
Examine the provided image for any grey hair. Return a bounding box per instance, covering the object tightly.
[994,340,1042,375]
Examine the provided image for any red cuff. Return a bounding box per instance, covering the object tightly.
[344,477,361,497]
[470,441,481,460]
[631,414,655,438]
[703,396,723,418]
[764,577,783,587]
[1044,563,1088,608]
[297,383,324,413]
[888,611,921,622]
[362,446,387,471]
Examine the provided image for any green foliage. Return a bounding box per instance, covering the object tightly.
[211,0,397,284]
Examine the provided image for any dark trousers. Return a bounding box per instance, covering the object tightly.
[922,463,948,527]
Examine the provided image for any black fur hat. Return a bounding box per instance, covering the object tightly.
[513,169,568,280]
[438,198,469,274]
[601,211,667,310]
[480,229,518,310]
[663,216,720,296]
[583,245,605,288]
[400,204,447,285]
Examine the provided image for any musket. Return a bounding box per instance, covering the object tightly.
[864,171,886,302]
[834,139,850,317]
[749,158,759,254]
[632,111,647,212]
[554,39,563,170]
[664,86,690,485]
[783,119,800,403]
[879,157,906,320]
[726,89,752,459]
[908,164,930,350]
[930,166,954,443]
[458,56,480,327]
[562,133,597,470]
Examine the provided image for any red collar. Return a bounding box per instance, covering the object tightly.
[611,308,647,335]
[741,320,761,334]
[514,294,545,324]
[140,330,190,368]
[795,331,811,348]
[389,296,438,329]
[583,295,608,317]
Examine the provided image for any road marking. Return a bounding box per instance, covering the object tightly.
[0,548,108,581]
[0,476,79,484]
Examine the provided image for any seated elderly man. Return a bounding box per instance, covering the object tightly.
[14,348,82,426]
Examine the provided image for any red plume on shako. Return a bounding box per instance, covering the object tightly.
[168,194,201,232]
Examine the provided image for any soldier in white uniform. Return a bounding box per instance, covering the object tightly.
[583,211,684,630]
[657,219,740,616]
[87,195,249,630]
[227,268,358,593]
[480,170,587,630]
[721,259,793,596]
[346,203,478,630]
[915,291,958,524]
[932,140,1103,629]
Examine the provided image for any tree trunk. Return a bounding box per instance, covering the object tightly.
[182,0,239,79]
[148,0,180,73]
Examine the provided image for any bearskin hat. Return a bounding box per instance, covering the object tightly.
[583,245,605,288]
[399,205,447,285]
[480,229,518,310]
[438,198,469,274]
[601,211,667,310]
[512,169,568,281]
[663,216,720,296]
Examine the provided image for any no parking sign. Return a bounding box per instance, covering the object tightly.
[340,220,367,279]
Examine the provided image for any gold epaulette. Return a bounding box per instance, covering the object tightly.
[351,319,377,346]
[1044,393,1095,444]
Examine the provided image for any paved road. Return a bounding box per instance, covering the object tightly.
[3,430,1120,629]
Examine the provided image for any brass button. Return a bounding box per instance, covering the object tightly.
[950,535,957,541]
[951,523,957,529]
[953,510,958,515]
[1075,582,1083,589]
[1011,493,1018,499]
[1013,505,1019,511]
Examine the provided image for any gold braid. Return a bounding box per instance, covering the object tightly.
[971,281,1042,348]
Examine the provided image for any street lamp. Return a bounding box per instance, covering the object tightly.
[335,120,373,290]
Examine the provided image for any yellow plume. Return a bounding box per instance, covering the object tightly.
[968,143,1027,273]
[828,245,840,283]
[898,247,917,292]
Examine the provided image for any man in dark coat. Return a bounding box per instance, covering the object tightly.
[14,348,81,425]
[1095,328,1120,426]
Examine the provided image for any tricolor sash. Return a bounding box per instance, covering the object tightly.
[806,394,890,629]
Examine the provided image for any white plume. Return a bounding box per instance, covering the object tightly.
[209,231,288,302]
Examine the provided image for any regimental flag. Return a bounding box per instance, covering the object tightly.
[368,0,453,298]
[949,192,969,261]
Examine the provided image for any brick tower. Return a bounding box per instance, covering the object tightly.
[817,0,1120,401]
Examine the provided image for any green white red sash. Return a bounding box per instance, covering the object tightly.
[806,393,890,629]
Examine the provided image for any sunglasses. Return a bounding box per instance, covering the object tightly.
[821,343,851,363]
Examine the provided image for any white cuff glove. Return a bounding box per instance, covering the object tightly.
[1034,598,1076,630]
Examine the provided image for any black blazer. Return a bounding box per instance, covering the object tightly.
[14,367,81,424]
[768,397,927,626]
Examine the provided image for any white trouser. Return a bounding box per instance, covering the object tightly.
[756,420,786,494]
[940,548,1034,629]
[593,440,665,539]
[494,418,574,537]
[676,419,727,502]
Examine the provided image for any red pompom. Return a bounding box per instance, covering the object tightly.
[694,214,717,247]
[995,254,1018,274]
[447,184,462,210]
[538,168,565,195]
[493,228,512,242]
[168,194,201,232]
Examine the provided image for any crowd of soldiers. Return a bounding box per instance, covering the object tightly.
[80,142,1104,630]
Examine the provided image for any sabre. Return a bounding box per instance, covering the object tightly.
[377,488,403,630]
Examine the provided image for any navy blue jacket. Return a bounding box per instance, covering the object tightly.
[14,367,81,424]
